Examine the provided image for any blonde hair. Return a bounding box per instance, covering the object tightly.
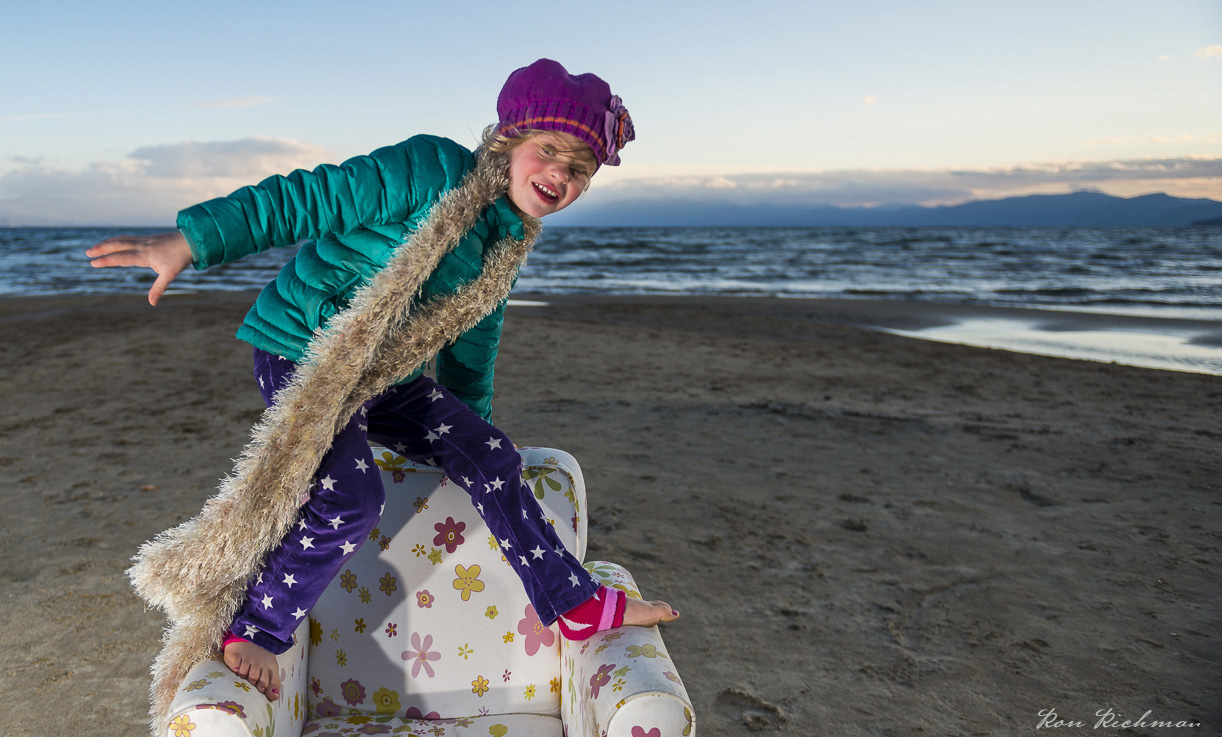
[479,125,599,182]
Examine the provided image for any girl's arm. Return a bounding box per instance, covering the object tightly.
[86,230,194,306]
[178,135,473,269]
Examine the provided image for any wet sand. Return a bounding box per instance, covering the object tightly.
[1,292,1218,735]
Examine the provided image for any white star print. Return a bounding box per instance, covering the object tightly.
[500,538,512,550]
[522,509,529,519]
[490,477,505,492]
[519,556,529,567]
[298,519,308,531]
[258,376,265,389]
[428,388,444,402]
[261,594,274,609]
[320,476,337,491]
[355,458,369,473]
[328,516,344,529]
[358,423,368,431]
[359,406,368,417]
[555,546,565,556]
[476,502,484,515]
[425,430,440,442]
[531,546,545,559]
[244,625,258,637]
[569,573,580,587]
[485,437,502,450]
[300,536,315,550]
[339,540,357,555]
[435,423,452,436]
[256,573,263,585]
[393,442,408,453]
[282,574,297,588]
[462,476,472,487]
[292,607,307,619]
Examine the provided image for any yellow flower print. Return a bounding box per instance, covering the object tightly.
[458,643,473,660]
[335,649,347,666]
[170,714,195,737]
[371,687,401,714]
[346,714,372,725]
[413,496,429,514]
[184,679,209,692]
[503,631,514,643]
[523,684,536,700]
[233,681,251,692]
[368,527,381,541]
[309,618,323,647]
[339,569,358,593]
[471,675,490,697]
[626,643,664,659]
[487,534,498,551]
[485,605,498,619]
[412,543,426,557]
[379,572,398,596]
[358,586,372,604]
[354,618,366,633]
[330,628,340,642]
[427,547,443,565]
[452,564,484,601]
[550,677,560,693]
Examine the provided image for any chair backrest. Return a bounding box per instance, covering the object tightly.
[305,446,587,721]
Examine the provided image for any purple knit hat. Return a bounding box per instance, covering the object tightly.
[497,58,635,167]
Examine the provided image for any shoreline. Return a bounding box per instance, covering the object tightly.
[1,291,1219,735]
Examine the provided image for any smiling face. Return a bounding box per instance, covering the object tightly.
[505,132,596,219]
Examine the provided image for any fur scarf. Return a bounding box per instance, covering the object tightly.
[127,150,540,733]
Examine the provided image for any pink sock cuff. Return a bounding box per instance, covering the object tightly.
[600,587,626,631]
[221,631,249,649]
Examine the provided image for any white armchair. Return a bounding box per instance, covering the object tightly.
[162,446,695,737]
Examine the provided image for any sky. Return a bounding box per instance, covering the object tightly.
[1,0,1220,226]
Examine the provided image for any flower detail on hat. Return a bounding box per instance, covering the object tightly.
[603,96,635,166]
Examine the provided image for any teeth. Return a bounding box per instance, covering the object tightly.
[533,182,558,198]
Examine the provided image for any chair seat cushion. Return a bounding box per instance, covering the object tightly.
[305,447,585,721]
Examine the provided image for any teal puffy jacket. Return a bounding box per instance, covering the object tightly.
[176,135,525,421]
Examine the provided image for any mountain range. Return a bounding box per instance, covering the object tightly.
[553,191,1222,228]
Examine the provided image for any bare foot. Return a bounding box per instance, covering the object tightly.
[622,597,680,627]
[223,639,282,702]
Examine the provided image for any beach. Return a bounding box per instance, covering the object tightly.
[1,291,1218,735]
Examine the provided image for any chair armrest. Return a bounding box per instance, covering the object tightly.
[561,562,696,737]
[163,620,310,737]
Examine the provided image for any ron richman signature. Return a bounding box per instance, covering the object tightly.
[1037,708,1201,730]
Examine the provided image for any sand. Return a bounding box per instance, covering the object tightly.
[1,292,1218,736]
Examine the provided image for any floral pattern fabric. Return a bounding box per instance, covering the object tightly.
[162,446,693,737]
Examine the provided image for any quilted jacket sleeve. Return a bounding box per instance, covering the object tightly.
[176,135,473,270]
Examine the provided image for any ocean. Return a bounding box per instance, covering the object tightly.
[3,225,1221,373]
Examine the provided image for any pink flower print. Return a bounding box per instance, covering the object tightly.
[309,677,322,697]
[401,632,441,678]
[516,604,556,656]
[385,623,398,638]
[502,668,512,682]
[315,697,343,717]
[404,707,442,720]
[589,663,615,699]
[339,678,366,706]
[359,726,392,735]
[632,728,661,737]
[432,517,466,553]
[416,589,434,609]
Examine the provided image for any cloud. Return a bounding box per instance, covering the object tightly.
[1084,133,1222,146]
[584,157,1222,208]
[1193,44,1222,58]
[0,138,332,226]
[190,96,280,109]
[863,95,880,106]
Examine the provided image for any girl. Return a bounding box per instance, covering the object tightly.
[88,59,677,711]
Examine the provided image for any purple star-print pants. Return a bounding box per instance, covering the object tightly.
[231,348,601,654]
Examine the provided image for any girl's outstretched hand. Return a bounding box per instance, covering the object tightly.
[86,230,193,305]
